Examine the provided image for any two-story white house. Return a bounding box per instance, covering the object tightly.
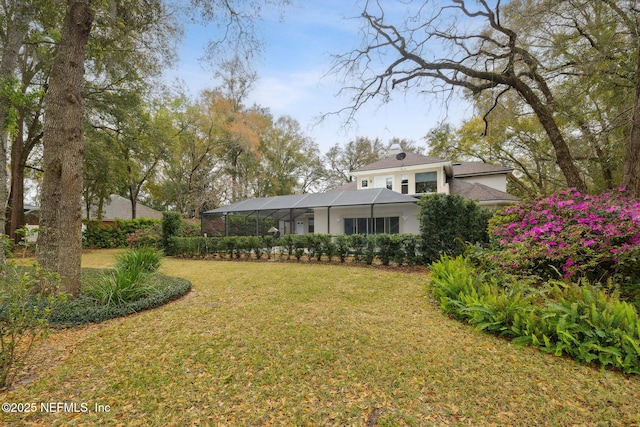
[202,145,518,236]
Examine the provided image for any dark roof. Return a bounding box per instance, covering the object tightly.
[352,152,447,173]
[204,188,418,217]
[449,179,519,203]
[453,162,513,177]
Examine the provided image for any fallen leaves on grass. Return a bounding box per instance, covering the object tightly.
[1,253,639,426]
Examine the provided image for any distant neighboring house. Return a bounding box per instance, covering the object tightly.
[83,194,162,223]
[203,145,518,236]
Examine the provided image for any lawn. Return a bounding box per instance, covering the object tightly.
[1,250,639,426]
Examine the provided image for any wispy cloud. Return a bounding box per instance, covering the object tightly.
[166,1,471,153]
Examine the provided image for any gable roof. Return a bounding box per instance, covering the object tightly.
[449,179,519,204]
[453,162,513,177]
[352,152,447,173]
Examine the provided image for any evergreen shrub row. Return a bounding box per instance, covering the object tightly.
[169,193,493,267]
[169,233,423,266]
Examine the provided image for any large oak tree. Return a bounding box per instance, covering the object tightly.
[36,0,291,295]
[37,0,94,295]
[332,0,639,195]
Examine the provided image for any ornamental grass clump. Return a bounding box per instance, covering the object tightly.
[490,188,640,283]
[89,248,163,307]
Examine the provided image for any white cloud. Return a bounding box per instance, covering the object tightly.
[165,2,473,154]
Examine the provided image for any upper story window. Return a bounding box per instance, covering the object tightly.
[361,179,368,188]
[386,177,393,190]
[415,171,437,193]
[401,175,408,194]
[374,176,393,191]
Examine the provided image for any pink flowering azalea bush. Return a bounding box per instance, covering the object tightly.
[489,188,640,284]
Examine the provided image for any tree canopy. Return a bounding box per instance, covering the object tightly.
[332,0,639,196]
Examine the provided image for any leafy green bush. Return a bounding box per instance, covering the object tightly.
[364,235,377,265]
[377,234,405,266]
[323,237,337,262]
[83,218,161,249]
[247,236,264,259]
[0,264,66,389]
[293,235,306,261]
[430,255,640,374]
[280,234,295,260]
[419,194,492,263]
[349,234,367,263]
[400,234,420,266]
[162,211,183,255]
[263,235,275,259]
[334,234,350,263]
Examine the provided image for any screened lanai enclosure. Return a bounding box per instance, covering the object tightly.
[201,188,421,237]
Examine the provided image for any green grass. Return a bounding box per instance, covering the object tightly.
[1,252,639,426]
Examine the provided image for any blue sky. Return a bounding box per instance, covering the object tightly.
[164,1,472,154]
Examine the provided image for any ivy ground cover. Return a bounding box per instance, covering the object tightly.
[1,251,639,426]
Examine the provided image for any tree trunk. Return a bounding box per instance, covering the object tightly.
[513,79,587,193]
[129,191,138,219]
[36,0,94,297]
[0,1,32,264]
[7,118,25,243]
[622,42,640,198]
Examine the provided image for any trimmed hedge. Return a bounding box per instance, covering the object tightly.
[48,269,191,327]
[169,233,423,266]
[162,212,183,255]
